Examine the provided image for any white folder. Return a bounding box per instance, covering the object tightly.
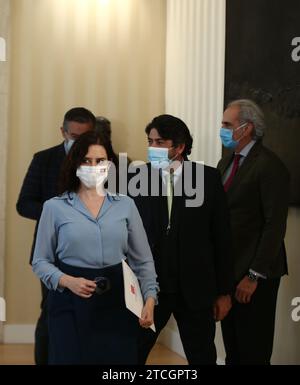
[122,260,155,332]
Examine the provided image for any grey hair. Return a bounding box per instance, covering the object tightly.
[227,99,265,139]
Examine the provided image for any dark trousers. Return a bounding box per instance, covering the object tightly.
[138,292,216,365]
[221,277,280,365]
[48,262,138,365]
[34,281,49,365]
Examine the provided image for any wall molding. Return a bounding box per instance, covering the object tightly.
[3,324,35,344]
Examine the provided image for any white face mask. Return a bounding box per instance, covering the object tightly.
[76,164,109,192]
[148,146,179,170]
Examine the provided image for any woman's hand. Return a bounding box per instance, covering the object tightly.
[139,297,155,328]
[59,274,97,298]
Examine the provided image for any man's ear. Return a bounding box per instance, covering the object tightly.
[245,122,254,137]
[176,143,186,156]
[60,126,66,139]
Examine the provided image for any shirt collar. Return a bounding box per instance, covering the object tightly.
[57,190,120,205]
[161,162,183,177]
[236,140,256,158]
[63,140,68,154]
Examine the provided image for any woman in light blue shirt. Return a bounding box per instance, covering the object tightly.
[32,131,159,365]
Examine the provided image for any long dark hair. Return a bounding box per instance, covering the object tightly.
[59,131,119,194]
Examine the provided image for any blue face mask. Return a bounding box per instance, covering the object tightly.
[220,123,247,149]
[219,128,238,149]
[65,139,75,154]
[148,147,171,169]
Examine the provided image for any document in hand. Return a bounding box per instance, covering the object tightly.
[122,259,155,332]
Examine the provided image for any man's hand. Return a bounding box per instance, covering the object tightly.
[213,294,232,321]
[235,276,258,304]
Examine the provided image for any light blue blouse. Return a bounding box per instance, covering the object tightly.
[32,191,159,301]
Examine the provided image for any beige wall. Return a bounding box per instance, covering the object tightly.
[5,0,166,324]
[0,0,10,339]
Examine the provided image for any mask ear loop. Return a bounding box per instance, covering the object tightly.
[235,122,248,132]
[234,122,248,141]
[168,144,181,162]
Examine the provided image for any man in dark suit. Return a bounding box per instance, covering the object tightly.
[217,99,290,365]
[131,114,234,365]
[16,107,96,365]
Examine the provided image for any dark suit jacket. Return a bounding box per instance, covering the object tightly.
[16,143,66,263]
[131,161,234,309]
[217,140,290,281]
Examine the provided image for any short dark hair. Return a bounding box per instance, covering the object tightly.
[59,131,118,194]
[62,107,96,132]
[95,116,112,141]
[145,114,193,159]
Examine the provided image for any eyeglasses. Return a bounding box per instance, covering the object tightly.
[94,276,111,295]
